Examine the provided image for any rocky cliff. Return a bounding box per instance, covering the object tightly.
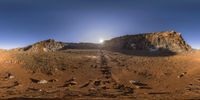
[103,31,191,52]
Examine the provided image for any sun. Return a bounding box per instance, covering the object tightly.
[99,38,104,43]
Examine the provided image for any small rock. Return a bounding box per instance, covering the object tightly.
[79,80,92,88]
[135,86,146,89]
[2,72,14,79]
[30,78,48,84]
[177,72,187,78]
[62,78,78,87]
[28,88,43,92]
[66,78,76,83]
[38,80,48,84]
[129,80,140,84]
[9,75,15,79]
[48,79,58,83]
[94,80,101,86]
[177,74,184,78]
[39,89,43,92]
[69,81,77,85]
[30,78,40,83]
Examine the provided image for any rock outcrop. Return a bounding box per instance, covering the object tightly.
[103,31,191,52]
[22,39,65,52]
[18,39,100,52]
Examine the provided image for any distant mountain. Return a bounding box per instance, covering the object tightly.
[103,31,191,53]
[63,43,100,49]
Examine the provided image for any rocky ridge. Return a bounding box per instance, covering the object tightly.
[10,31,192,53]
[21,39,65,52]
[103,31,191,52]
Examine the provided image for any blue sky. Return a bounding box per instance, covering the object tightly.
[0,0,199,49]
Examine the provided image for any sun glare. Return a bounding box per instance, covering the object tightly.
[99,38,104,43]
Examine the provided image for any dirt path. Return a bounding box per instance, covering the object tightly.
[96,50,133,96]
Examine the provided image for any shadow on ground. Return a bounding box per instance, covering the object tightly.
[101,33,184,57]
[114,49,177,57]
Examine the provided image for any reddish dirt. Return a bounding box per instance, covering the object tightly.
[0,50,199,100]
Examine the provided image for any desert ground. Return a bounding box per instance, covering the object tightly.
[0,49,199,100]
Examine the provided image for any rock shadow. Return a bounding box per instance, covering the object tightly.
[102,34,179,57]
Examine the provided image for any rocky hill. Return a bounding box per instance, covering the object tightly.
[20,39,65,52]
[16,39,100,52]
[103,31,191,53]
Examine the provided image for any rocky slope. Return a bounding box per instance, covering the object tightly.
[103,31,191,53]
[21,39,65,52]
[15,39,100,52]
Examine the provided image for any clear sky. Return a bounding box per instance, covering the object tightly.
[0,0,199,49]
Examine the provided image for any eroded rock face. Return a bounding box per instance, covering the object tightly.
[22,39,65,52]
[103,31,192,52]
[18,39,100,52]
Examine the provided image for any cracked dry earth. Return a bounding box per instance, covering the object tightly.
[0,49,199,100]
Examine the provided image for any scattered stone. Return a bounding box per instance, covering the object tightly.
[30,78,48,84]
[177,74,184,78]
[38,80,48,84]
[30,78,40,83]
[129,80,140,84]
[129,80,147,86]
[123,87,134,94]
[65,78,76,83]
[135,86,152,89]
[185,87,192,91]
[79,80,92,88]
[177,72,187,78]
[114,84,134,94]
[69,81,78,85]
[62,78,77,87]
[94,80,101,86]
[129,80,151,89]
[48,79,58,83]
[115,84,125,90]
[2,72,15,79]
[27,88,43,92]
[8,75,15,79]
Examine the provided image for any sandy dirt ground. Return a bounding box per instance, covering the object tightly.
[0,49,199,100]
